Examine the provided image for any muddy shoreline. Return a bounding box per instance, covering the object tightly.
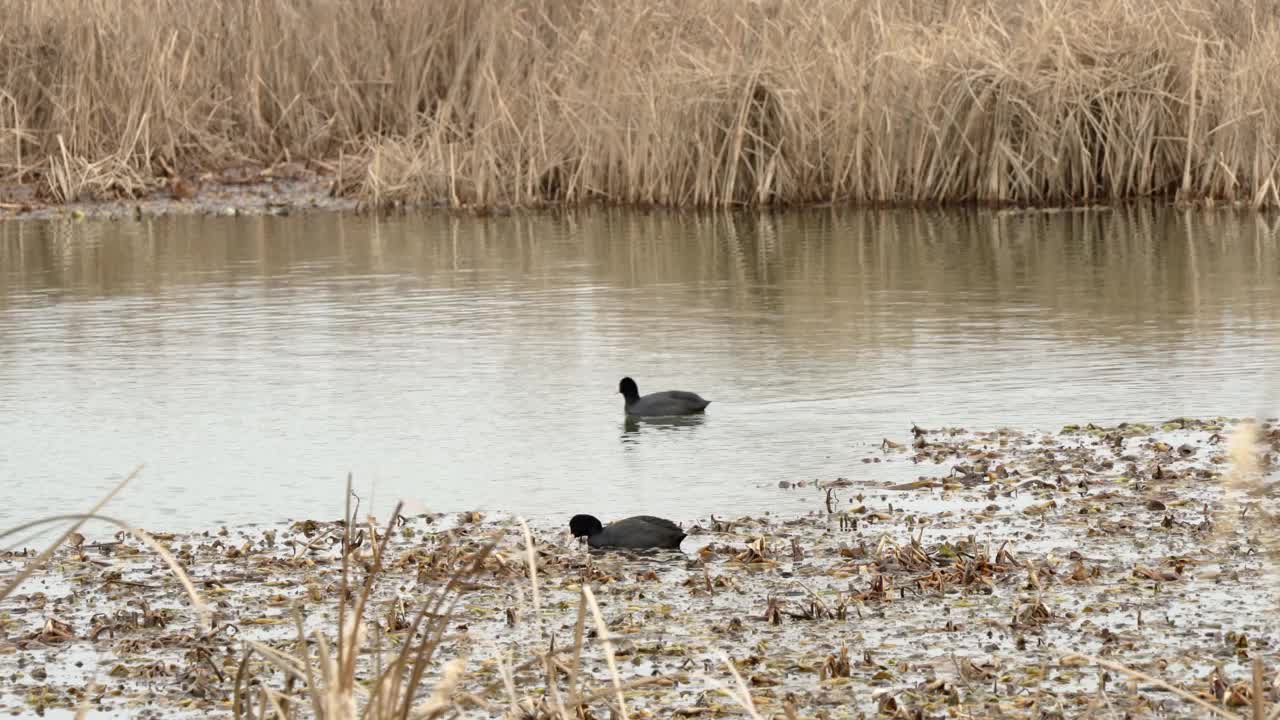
[0,167,357,222]
[2,418,1278,718]
[0,172,1234,224]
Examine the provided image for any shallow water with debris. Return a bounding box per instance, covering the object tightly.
[3,419,1278,718]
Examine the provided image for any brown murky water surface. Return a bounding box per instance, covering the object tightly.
[1,208,1278,530]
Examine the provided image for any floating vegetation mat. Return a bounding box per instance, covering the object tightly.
[3,418,1279,718]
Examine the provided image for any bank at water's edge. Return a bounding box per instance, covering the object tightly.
[4,0,1280,215]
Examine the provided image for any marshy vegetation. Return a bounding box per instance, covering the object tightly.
[3,418,1279,718]
[4,0,1280,210]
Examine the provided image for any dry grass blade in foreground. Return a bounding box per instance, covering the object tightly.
[1,465,211,632]
[2,511,212,632]
[232,493,476,719]
[5,0,1280,209]
[0,464,212,719]
[0,465,142,602]
[234,483,662,719]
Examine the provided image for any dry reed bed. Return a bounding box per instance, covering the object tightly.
[2,418,1279,718]
[4,0,1280,210]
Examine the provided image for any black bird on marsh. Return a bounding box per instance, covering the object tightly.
[569,514,686,550]
[617,376,710,417]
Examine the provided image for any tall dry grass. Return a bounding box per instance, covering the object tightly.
[3,0,1280,208]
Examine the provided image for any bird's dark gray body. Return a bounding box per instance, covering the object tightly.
[618,377,710,417]
[569,514,686,550]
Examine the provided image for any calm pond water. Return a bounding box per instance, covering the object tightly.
[2,208,1278,531]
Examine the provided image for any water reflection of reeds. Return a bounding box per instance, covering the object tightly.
[3,208,1279,348]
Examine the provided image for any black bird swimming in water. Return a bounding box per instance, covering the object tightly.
[569,514,686,550]
[618,376,710,417]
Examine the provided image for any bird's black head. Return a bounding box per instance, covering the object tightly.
[569,514,603,538]
[618,377,639,401]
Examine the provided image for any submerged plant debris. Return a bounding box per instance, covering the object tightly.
[2,418,1279,718]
